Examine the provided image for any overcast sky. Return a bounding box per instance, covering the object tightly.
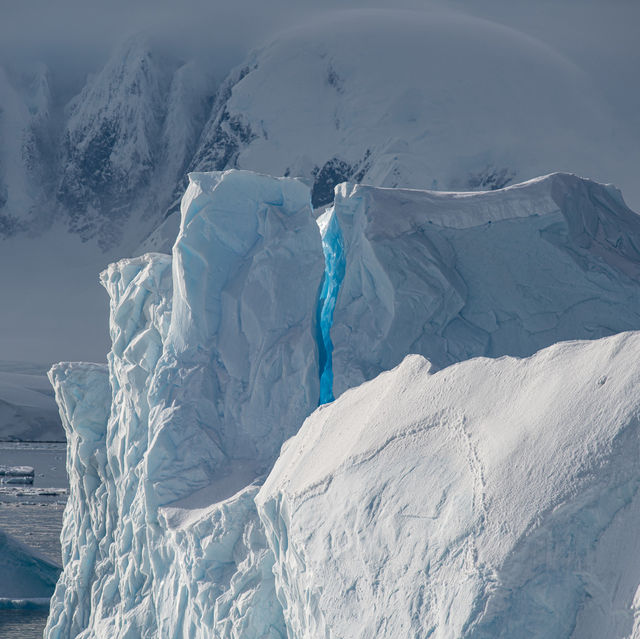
[2,0,639,111]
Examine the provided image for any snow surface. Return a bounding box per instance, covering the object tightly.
[45,170,640,638]
[327,173,640,398]
[257,332,640,639]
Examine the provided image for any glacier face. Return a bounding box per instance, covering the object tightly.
[327,173,640,398]
[46,170,640,639]
[257,333,640,639]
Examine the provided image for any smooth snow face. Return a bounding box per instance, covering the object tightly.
[257,332,640,639]
[151,170,324,503]
[190,11,616,208]
[45,171,323,639]
[329,173,640,398]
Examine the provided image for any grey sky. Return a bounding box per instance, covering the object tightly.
[2,0,637,90]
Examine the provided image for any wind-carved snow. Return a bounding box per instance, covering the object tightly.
[46,170,323,638]
[328,173,640,398]
[257,333,640,639]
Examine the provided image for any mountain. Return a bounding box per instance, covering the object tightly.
[185,11,616,211]
[0,11,637,433]
[45,169,640,638]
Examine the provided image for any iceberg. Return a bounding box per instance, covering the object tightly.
[45,170,640,638]
[0,528,60,606]
[46,170,323,638]
[257,332,640,639]
[326,173,640,398]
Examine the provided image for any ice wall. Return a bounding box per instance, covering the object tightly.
[45,171,323,638]
[328,172,640,398]
[257,332,640,639]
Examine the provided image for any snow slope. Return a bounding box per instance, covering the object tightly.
[325,173,640,398]
[257,332,640,639]
[188,11,616,209]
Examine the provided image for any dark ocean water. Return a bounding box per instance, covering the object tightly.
[0,442,67,639]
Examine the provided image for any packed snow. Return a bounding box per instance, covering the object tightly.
[257,332,640,639]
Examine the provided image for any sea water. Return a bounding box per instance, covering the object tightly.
[0,442,67,638]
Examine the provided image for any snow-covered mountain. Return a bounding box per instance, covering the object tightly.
[0,10,637,384]
[56,36,212,252]
[186,12,616,208]
[44,169,640,638]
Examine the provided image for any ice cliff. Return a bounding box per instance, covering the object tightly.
[47,170,640,638]
[327,173,640,397]
[46,170,322,638]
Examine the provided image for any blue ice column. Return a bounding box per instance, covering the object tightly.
[316,210,346,404]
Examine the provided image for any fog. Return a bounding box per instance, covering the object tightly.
[3,0,639,114]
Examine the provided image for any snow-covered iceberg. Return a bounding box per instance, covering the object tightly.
[46,170,640,638]
[326,173,640,397]
[257,332,640,639]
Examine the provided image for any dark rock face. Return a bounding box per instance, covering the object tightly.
[311,151,371,208]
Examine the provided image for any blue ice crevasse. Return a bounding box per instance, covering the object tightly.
[316,207,346,404]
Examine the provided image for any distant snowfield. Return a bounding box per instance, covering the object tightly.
[0,528,60,605]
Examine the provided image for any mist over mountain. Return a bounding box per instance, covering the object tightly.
[0,2,638,426]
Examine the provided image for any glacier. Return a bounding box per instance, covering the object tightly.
[45,169,640,638]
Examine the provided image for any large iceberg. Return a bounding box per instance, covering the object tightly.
[257,332,640,639]
[326,173,640,397]
[46,170,640,638]
[46,170,322,638]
